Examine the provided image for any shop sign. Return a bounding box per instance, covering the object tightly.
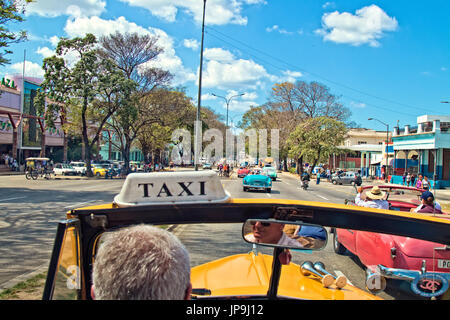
[1,77,17,90]
[0,119,13,132]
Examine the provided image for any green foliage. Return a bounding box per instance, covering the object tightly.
[287,117,348,166]
[0,0,31,66]
[35,33,136,175]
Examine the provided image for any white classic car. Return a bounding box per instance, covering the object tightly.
[53,163,78,176]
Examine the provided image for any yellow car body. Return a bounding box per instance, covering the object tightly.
[91,164,107,177]
[191,252,380,300]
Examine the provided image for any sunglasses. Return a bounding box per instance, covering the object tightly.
[250,221,271,227]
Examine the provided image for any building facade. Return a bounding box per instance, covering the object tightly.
[0,75,64,171]
[391,115,450,188]
[329,128,389,177]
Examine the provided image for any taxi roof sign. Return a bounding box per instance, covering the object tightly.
[113,171,230,207]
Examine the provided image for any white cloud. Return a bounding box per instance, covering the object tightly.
[202,52,269,90]
[36,46,55,60]
[322,2,335,9]
[200,47,302,92]
[266,25,293,35]
[315,5,398,47]
[350,101,366,109]
[204,48,235,62]
[26,0,106,18]
[8,61,44,78]
[280,70,303,83]
[183,39,199,50]
[63,16,196,85]
[118,0,263,25]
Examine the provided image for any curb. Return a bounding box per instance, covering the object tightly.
[0,264,48,292]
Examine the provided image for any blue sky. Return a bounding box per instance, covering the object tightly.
[2,0,449,131]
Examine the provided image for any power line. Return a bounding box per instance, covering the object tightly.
[205,26,427,114]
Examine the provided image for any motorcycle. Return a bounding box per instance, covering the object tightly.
[301,179,309,190]
[105,168,119,179]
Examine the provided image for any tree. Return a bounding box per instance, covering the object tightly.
[0,0,31,66]
[99,32,173,172]
[36,34,136,175]
[241,80,352,171]
[287,117,348,173]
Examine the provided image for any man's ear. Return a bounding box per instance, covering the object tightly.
[184,283,192,300]
[91,285,96,300]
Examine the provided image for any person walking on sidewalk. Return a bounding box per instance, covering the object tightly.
[411,174,416,187]
[416,174,423,189]
[406,172,411,187]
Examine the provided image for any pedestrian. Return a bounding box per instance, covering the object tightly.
[406,172,411,187]
[422,176,430,190]
[316,169,321,185]
[402,172,407,186]
[411,174,416,187]
[416,174,423,189]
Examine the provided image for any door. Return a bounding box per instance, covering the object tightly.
[443,149,450,181]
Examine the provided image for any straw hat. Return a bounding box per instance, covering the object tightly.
[365,186,386,200]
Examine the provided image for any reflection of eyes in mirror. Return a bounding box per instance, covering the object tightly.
[242,220,327,250]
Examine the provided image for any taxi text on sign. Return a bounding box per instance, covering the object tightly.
[113,171,230,207]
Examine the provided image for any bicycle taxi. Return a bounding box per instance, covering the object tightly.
[25,157,53,180]
[42,171,450,301]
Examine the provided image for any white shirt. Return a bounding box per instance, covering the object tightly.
[355,193,389,210]
[245,232,304,248]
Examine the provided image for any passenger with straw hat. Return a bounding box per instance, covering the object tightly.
[355,186,389,209]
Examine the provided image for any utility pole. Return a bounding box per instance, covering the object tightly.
[369,118,390,183]
[195,0,207,171]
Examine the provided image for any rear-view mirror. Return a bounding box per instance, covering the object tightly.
[242,219,328,250]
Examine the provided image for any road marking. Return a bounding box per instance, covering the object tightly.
[0,196,26,202]
[316,194,329,200]
[266,192,272,198]
[64,200,97,209]
[334,270,353,286]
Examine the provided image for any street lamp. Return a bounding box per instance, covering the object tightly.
[212,93,245,128]
[368,117,390,183]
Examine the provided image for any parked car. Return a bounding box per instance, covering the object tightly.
[237,167,250,178]
[263,166,277,181]
[92,163,109,177]
[331,171,362,186]
[243,169,272,192]
[69,161,86,176]
[333,185,450,298]
[53,163,77,176]
[202,163,213,170]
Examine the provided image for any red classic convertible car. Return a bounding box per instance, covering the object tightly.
[237,166,250,178]
[332,185,450,298]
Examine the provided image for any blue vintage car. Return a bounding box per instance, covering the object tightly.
[243,169,272,193]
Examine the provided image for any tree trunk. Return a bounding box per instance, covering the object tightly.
[297,156,303,174]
